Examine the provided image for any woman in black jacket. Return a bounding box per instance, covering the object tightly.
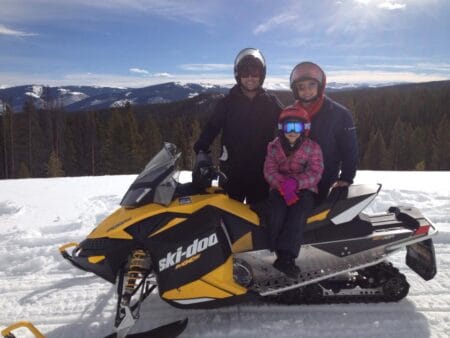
[288,62,359,202]
[194,48,283,203]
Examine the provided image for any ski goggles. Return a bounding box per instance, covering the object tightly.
[282,121,306,134]
[239,66,261,78]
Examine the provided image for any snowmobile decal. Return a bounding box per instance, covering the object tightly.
[106,217,132,232]
[331,193,377,224]
[149,217,187,237]
[87,255,105,264]
[307,209,330,223]
[179,196,192,204]
[159,233,219,271]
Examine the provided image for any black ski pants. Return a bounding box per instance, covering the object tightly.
[268,189,315,258]
[219,175,270,204]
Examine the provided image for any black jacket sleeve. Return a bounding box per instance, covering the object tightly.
[337,110,358,183]
[193,98,227,153]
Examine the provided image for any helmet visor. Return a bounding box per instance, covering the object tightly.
[239,65,261,78]
[282,121,305,134]
[290,62,324,87]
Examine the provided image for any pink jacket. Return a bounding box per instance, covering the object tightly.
[263,137,324,193]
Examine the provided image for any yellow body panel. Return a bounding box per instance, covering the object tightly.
[231,232,253,253]
[307,209,330,223]
[88,192,259,239]
[88,255,106,264]
[201,256,247,295]
[162,257,246,301]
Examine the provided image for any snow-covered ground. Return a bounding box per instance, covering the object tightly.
[0,171,449,338]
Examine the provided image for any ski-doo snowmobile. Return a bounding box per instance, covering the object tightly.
[55,142,437,338]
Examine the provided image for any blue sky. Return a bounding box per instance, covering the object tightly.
[1,0,449,88]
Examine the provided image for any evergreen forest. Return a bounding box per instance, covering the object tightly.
[0,81,449,179]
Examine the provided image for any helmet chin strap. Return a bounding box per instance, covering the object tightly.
[240,82,261,94]
[298,95,318,104]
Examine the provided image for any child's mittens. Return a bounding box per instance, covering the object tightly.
[279,178,299,206]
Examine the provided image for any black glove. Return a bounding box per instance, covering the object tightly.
[192,151,214,190]
[196,150,213,169]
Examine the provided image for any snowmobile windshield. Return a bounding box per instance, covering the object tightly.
[120,142,181,208]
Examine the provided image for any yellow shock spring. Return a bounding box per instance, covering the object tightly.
[125,250,147,293]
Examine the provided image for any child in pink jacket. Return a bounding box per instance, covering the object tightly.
[263,105,323,278]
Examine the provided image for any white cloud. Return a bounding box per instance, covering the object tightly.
[353,0,406,10]
[0,24,36,37]
[0,0,221,25]
[129,69,172,77]
[327,70,448,84]
[378,1,406,10]
[253,13,298,34]
[152,72,173,77]
[0,71,232,88]
[179,64,231,71]
[0,67,448,90]
[129,68,149,75]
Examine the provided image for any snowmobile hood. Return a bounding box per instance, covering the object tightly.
[88,190,260,240]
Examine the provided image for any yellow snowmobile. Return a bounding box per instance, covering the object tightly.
[6,142,436,338]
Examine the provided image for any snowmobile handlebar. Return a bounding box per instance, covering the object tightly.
[211,166,228,185]
[59,242,79,259]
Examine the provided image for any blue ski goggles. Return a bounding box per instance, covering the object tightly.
[282,121,305,134]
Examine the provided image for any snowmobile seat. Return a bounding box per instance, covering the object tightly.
[302,214,373,244]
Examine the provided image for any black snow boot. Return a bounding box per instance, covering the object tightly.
[273,252,300,279]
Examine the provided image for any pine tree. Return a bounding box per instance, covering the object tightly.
[87,111,99,175]
[388,118,414,170]
[101,110,125,174]
[47,150,64,177]
[431,115,450,170]
[23,98,40,176]
[62,117,81,176]
[0,104,7,178]
[142,116,163,163]
[184,119,201,170]
[124,103,145,172]
[361,129,390,170]
[410,127,427,170]
[1,103,15,178]
[18,161,31,178]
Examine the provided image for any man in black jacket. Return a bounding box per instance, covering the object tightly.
[194,48,283,203]
[289,61,359,202]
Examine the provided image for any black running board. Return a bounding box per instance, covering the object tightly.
[103,318,188,338]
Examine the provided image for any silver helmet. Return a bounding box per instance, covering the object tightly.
[290,62,326,100]
[234,48,266,86]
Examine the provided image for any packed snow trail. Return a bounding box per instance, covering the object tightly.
[0,171,449,338]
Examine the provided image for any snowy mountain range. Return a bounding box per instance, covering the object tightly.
[2,80,447,113]
[0,82,229,113]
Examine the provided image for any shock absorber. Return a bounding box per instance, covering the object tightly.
[123,249,149,303]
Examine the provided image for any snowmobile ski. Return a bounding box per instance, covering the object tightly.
[103,318,188,338]
[1,321,45,338]
[1,319,188,338]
